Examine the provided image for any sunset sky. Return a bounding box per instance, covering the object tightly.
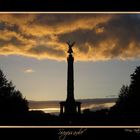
[0,13,140,101]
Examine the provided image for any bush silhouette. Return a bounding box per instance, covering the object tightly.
[0,69,28,115]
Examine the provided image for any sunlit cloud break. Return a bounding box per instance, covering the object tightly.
[29,103,115,114]
[0,14,140,61]
[29,98,117,114]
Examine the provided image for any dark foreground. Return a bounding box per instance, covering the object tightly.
[1,110,140,126]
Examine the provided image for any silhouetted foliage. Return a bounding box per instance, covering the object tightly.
[110,66,140,116]
[0,69,28,115]
[110,85,129,114]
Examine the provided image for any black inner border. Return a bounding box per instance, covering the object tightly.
[0,0,140,11]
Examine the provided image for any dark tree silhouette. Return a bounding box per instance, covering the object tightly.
[110,85,129,114]
[110,66,140,116]
[128,66,140,114]
[0,69,28,115]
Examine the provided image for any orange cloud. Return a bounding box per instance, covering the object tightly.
[0,13,140,61]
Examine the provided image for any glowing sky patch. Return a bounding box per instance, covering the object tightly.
[24,68,35,73]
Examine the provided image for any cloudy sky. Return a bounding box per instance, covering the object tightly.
[0,13,140,101]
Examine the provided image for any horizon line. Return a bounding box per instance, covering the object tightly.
[28,97,118,102]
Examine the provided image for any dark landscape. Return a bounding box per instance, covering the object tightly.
[0,65,140,126]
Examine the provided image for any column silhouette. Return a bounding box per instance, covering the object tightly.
[60,41,81,115]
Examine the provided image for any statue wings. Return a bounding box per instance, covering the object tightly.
[66,41,75,48]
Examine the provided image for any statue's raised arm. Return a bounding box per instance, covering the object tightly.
[66,41,75,54]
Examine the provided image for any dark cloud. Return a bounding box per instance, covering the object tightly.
[58,14,140,60]
[31,14,104,26]
[28,45,65,58]
[0,21,20,33]
[99,15,140,55]
[0,37,25,47]
[58,28,106,53]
